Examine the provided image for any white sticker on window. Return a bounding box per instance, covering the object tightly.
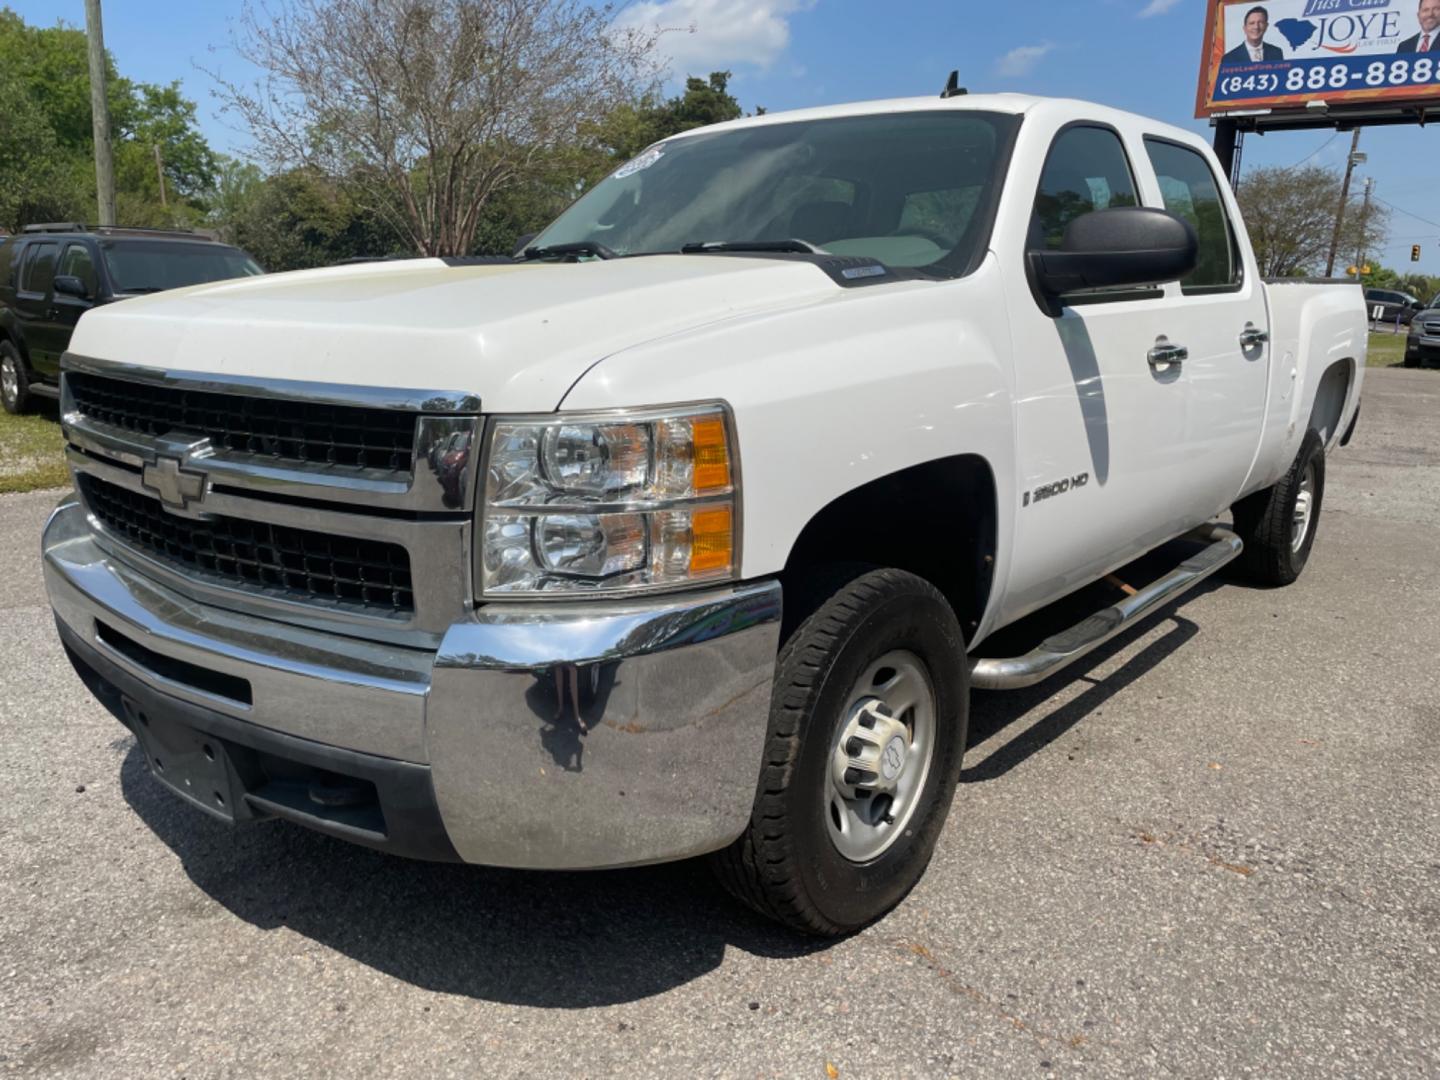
[613,146,665,179]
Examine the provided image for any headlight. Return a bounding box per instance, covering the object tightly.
[479,404,738,596]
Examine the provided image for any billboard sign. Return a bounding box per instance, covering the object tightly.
[1196,0,1440,116]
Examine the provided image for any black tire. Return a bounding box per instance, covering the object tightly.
[1,340,31,415]
[711,567,969,936]
[1404,350,1420,368]
[1232,428,1325,587]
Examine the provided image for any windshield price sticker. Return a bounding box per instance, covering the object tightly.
[613,146,665,180]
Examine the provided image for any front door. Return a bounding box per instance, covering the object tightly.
[997,122,1209,625]
[41,243,101,378]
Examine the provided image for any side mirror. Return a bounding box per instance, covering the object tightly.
[1028,207,1199,307]
[512,232,538,258]
[53,274,90,300]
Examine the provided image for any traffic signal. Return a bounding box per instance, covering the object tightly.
[1412,244,1422,262]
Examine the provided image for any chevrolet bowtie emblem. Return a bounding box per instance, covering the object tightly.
[142,456,207,511]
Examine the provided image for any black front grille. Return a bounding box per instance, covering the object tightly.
[67,373,418,472]
[79,475,414,614]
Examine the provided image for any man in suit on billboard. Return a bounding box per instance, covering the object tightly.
[1223,6,1285,64]
[1397,0,1440,52]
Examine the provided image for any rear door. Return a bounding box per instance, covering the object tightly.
[12,241,61,377]
[1140,136,1270,516]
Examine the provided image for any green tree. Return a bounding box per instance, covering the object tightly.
[0,10,218,229]
[1236,164,1389,278]
[217,166,405,271]
[0,68,89,231]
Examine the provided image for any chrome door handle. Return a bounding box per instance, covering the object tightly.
[1148,338,1188,369]
[1239,323,1269,349]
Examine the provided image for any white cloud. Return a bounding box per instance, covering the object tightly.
[994,42,1056,77]
[1138,0,1183,16]
[613,0,814,74]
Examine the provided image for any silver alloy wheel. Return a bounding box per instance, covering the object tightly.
[824,649,937,863]
[1291,460,1316,552]
[1,354,16,408]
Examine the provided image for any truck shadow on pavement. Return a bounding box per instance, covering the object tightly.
[118,745,826,1008]
[963,576,1230,783]
[115,573,1235,1006]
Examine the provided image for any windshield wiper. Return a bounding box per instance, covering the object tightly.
[520,241,617,261]
[118,286,166,294]
[679,239,825,255]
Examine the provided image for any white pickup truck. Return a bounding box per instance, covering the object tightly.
[42,91,1365,935]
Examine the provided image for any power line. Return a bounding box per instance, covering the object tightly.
[1288,132,1339,168]
[1371,196,1440,231]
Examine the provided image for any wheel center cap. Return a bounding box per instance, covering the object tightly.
[880,735,907,780]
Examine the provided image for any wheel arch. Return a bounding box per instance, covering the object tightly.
[780,454,998,644]
[1308,356,1355,450]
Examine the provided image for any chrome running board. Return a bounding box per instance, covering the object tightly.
[970,524,1243,691]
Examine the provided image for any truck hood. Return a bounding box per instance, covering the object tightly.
[67,256,842,413]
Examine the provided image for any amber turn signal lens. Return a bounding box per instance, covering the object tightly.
[688,505,733,574]
[691,416,731,492]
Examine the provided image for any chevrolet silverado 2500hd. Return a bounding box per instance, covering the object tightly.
[42,93,1365,935]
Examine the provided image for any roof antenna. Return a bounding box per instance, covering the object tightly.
[940,70,967,99]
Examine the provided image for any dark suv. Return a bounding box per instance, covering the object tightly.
[1405,293,1440,368]
[0,224,263,414]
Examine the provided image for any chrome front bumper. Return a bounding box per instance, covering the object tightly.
[44,496,782,869]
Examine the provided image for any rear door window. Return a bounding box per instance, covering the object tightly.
[1143,138,1241,295]
[21,242,59,295]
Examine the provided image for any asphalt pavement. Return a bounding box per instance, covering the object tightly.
[2,369,1438,1078]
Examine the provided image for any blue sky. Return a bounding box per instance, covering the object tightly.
[11,0,1440,276]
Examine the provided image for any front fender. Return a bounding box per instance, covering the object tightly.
[560,255,1018,639]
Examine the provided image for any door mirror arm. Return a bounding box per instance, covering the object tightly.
[53,275,90,301]
[1027,207,1200,316]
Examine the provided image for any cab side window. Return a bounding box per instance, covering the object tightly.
[21,242,59,295]
[1144,138,1240,294]
[1032,126,1139,251]
[58,244,98,296]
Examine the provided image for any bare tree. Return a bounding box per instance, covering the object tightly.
[1236,164,1389,279]
[215,0,660,256]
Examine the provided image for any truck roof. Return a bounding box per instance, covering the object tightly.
[662,92,1208,154]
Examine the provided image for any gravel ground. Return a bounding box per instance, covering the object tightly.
[1,369,1437,1078]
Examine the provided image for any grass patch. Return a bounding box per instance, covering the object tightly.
[1367,331,1407,368]
[0,405,69,494]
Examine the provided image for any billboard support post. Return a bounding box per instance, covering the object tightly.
[1213,117,1239,185]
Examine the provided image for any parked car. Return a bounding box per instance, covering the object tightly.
[42,91,1365,935]
[1363,287,1423,326]
[0,224,263,414]
[1405,292,1440,367]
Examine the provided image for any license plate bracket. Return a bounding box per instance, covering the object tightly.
[121,696,256,824]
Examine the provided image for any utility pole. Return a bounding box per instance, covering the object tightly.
[1324,129,1363,279]
[153,145,168,209]
[1355,176,1374,274]
[84,0,116,226]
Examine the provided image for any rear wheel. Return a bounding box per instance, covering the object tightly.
[711,567,969,936]
[1232,428,1325,587]
[0,341,31,415]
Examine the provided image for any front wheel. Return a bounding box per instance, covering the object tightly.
[711,567,969,936]
[1232,428,1325,587]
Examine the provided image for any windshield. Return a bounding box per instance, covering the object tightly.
[102,241,264,293]
[534,111,1016,272]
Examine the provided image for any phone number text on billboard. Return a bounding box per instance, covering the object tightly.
[1215,55,1440,102]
